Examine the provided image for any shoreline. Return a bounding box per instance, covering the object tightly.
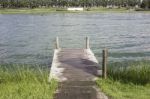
[0,60,150,99]
[0,7,150,14]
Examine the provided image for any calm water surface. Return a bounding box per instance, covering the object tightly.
[0,13,150,64]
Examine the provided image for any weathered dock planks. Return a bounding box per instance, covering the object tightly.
[49,48,101,82]
[49,37,108,99]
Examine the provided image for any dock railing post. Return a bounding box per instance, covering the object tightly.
[55,37,59,49]
[86,37,90,49]
[102,48,108,79]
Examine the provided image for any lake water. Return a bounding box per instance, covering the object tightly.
[0,13,150,65]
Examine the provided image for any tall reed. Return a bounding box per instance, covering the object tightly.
[0,64,57,99]
[108,60,150,85]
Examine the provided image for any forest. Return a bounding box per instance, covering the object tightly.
[0,0,150,9]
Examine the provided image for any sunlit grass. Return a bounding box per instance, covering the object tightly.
[97,60,150,99]
[88,7,128,12]
[1,61,150,99]
[97,78,150,99]
[0,8,56,14]
[0,64,57,99]
[1,7,150,14]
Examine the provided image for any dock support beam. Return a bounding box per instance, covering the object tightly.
[86,37,90,49]
[55,37,59,49]
[102,48,108,79]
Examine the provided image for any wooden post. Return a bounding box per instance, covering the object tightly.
[102,48,108,79]
[86,37,90,49]
[55,37,59,49]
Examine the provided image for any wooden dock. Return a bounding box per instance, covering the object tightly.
[49,37,108,99]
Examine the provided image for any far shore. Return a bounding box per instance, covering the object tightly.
[0,7,150,14]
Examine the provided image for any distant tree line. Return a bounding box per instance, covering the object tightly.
[0,0,150,9]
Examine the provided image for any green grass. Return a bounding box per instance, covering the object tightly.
[108,60,150,84]
[0,8,57,14]
[96,60,150,99]
[1,61,150,99]
[0,64,57,99]
[1,7,150,14]
[87,7,128,12]
[97,78,150,99]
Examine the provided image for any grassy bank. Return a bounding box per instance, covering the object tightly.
[1,61,150,99]
[97,60,150,99]
[0,64,57,99]
[0,7,148,14]
[0,8,57,14]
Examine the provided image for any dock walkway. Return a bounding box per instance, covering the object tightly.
[49,37,108,99]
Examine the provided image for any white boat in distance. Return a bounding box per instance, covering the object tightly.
[67,7,84,11]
